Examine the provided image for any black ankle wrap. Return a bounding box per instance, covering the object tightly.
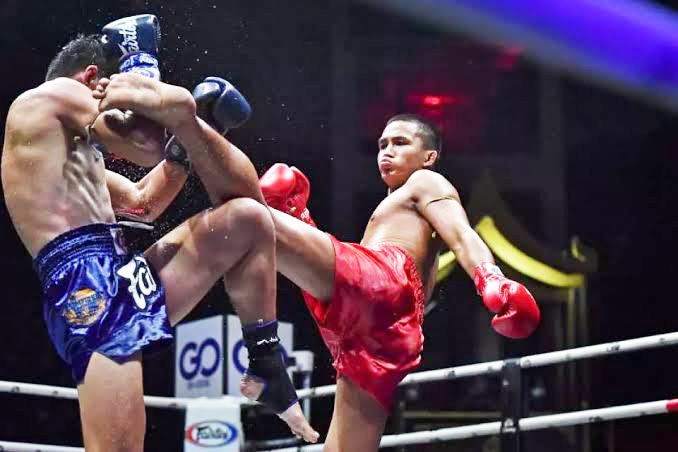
[243,320,298,413]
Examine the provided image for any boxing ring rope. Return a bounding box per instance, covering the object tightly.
[1,331,677,451]
[0,442,84,452]
[2,398,676,452]
[0,381,254,410]
[3,331,674,404]
[255,398,678,451]
[295,330,678,399]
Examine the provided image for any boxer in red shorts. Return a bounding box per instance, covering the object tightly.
[258,113,540,450]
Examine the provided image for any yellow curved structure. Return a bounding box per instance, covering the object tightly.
[436,216,584,288]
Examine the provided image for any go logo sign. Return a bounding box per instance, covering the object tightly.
[180,337,221,380]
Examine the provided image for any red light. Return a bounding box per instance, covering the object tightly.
[423,95,443,106]
[496,46,523,70]
[406,93,465,109]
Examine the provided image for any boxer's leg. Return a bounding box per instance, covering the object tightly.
[77,352,145,452]
[146,198,275,325]
[258,164,335,299]
[144,198,318,443]
[269,207,336,300]
[324,377,387,452]
[179,122,266,205]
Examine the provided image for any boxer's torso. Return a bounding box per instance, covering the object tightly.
[361,173,445,301]
[2,87,115,257]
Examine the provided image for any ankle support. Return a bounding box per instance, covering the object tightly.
[242,320,298,413]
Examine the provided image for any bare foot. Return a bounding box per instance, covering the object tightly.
[241,375,319,443]
[279,401,320,443]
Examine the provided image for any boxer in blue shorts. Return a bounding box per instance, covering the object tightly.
[35,223,171,385]
[2,14,318,451]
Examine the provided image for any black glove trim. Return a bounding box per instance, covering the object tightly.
[164,135,191,172]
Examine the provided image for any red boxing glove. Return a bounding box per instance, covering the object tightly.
[473,263,540,339]
[259,163,316,226]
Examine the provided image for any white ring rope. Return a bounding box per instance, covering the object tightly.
[1,332,676,405]
[3,398,676,452]
[1,332,676,451]
[0,442,83,452]
[297,331,678,399]
[0,380,250,410]
[259,398,678,451]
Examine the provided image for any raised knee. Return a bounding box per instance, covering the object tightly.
[221,197,274,240]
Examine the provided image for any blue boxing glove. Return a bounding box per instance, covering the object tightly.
[192,77,252,133]
[164,77,252,171]
[101,14,161,80]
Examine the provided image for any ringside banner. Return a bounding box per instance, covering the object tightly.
[184,398,242,451]
[175,315,224,398]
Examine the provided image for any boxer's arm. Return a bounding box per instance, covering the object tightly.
[91,111,166,167]
[410,169,494,277]
[106,162,188,222]
[171,117,264,203]
[412,169,540,338]
[96,73,263,203]
[95,73,196,131]
[44,78,100,132]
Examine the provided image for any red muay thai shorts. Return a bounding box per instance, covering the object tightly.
[302,234,425,411]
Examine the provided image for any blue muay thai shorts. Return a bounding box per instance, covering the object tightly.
[33,223,173,383]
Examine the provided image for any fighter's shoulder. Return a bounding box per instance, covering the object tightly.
[406,169,443,184]
[10,79,90,119]
[13,78,90,109]
[7,78,97,140]
[405,169,459,198]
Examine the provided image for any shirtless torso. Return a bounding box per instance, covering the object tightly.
[2,79,115,257]
[361,175,446,301]
[2,76,171,258]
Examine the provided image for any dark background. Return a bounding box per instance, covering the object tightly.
[1,0,677,450]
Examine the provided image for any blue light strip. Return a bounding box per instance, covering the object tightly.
[362,0,678,109]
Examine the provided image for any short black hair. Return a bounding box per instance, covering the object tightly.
[386,113,442,158]
[45,34,115,81]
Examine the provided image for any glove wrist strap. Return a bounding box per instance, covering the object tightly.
[119,52,160,80]
[473,262,503,295]
[164,135,191,172]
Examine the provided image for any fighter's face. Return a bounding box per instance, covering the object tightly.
[377,120,433,189]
